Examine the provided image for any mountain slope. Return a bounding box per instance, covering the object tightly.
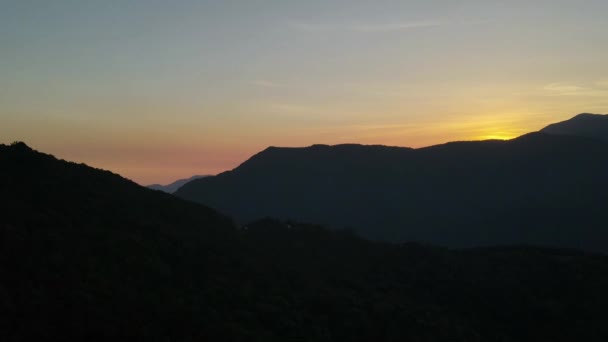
[541,113,608,141]
[147,175,208,193]
[176,133,608,251]
[0,142,232,234]
[3,142,608,340]
[0,142,239,339]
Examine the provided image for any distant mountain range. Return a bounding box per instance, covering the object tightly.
[176,113,608,252]
[3,140,608,340]
[147,175,209,193]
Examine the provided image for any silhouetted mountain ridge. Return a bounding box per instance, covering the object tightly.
[0,141,232,234]
[541,113,608,141]
[4,141,608,340]
[177,129,608,252]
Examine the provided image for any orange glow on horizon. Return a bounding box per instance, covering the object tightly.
[1,110,595,185]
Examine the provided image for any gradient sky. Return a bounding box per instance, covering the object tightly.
[2,0,608,184]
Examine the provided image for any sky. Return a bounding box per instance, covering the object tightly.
[2,0,608,185]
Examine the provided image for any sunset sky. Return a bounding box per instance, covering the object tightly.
[2,0,608,184]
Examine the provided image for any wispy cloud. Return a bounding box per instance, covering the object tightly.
[288,19,443,33]
[351,20,442,32]
[543,82,608,97]
[543,83,585,96]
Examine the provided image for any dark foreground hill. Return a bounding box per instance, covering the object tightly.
[147,175,208,193]
[176,131,608,252]
[541,113,608,141]
[3,142,608,341]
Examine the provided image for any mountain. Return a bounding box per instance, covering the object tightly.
[0,142,232,234]
[3,142,608,340]
[147,175,209,193]
[541,113,608,141]
[176,132,608,252]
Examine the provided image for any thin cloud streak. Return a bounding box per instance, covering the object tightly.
[542,82,608,97]
[288,20,443,33]
[352,21,443,32]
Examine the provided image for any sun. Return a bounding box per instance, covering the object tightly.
[478,133,517,141]
[475,127,523,141]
